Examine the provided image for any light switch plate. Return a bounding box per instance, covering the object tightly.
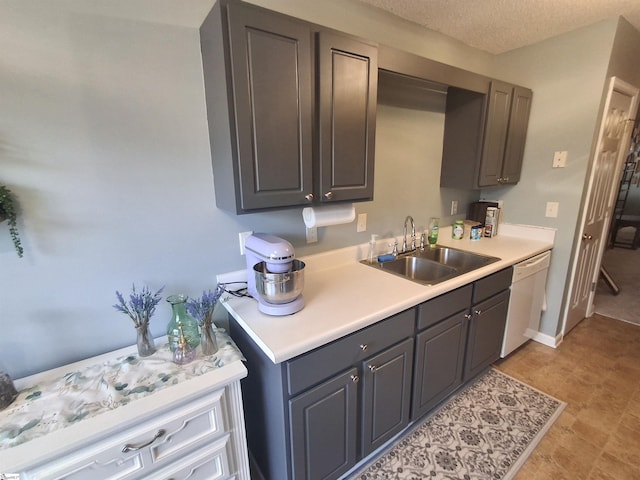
[451,200,458,215]
[545,202,559,218]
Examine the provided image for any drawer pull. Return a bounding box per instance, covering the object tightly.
[475,310,482,315]
[464,314,472,319]
[368,365,377,372]
[351,374,360,383]
[359,344,368,351]
[122,429,165,453]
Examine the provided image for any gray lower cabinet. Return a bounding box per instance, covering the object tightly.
[229,267,512,480]
[289,368,359,480]
[464,267,512,381]
[200,0,377,214]
[229,308,415,480]
[411,268,512,418]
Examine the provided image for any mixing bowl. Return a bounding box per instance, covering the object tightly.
[253,260,305,304]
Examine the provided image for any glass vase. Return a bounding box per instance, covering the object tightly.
[0,370,18,411]
[166,294,200,352]
[136,322,156,357]
[200,323,219,356]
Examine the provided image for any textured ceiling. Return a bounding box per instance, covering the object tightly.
[357,0,640,54]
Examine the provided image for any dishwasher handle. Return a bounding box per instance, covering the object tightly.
[512,251,551,282]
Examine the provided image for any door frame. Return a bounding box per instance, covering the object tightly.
[561,76,639,336]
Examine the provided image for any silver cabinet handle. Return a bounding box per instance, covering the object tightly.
[122,429,165,453]
[368,365,377,372]
[582,234,593,240]
[305,193,314,202]
[475,310,482,315]
[351,374,359,383]
[359,344,368,351]
[464,314,472,319]
[324,191,334,200]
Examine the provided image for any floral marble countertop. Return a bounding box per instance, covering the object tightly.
[0,329,244,451]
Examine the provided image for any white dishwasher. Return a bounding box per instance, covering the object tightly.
[501,250,551,357]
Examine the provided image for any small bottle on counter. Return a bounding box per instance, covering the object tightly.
[428,218,439,246]
[452,220,464,240]
[368,234,379,263]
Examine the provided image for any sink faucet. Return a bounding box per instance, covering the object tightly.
[402,215,416,253]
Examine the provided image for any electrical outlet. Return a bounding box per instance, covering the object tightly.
[451,200,458,215]
[306,226,318,243]
[238,231,253,255]
[553,151,567,168]
[357,213,367,232]
[545,202,559,218]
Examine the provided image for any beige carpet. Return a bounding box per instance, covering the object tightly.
[594,240,640,325]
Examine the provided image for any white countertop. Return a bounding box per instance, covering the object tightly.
[222,224,555,365]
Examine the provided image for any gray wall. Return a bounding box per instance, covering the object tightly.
[2,1,638,377]
[488,19,619,336]
[0,0,479,378]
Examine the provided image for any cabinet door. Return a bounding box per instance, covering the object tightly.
[318,32,377,203]
[361,338,413,456]
[289,369,358,480]
[478,81,512,187]
[464,289,510,381]
[501,86,532,184]
[412,312,468,420]
[227,3,314,210]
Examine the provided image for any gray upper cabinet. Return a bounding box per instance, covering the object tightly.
[318,33,377,203]
[200,0,377,214]
[440,81,532,189]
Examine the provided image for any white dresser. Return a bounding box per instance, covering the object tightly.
[0,332,250,480]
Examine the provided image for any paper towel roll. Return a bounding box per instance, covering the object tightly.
[302,204,356,228]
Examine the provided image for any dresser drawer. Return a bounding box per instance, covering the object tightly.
[24,388,228,480]
[153,434,233,480]
[286,308,415,396]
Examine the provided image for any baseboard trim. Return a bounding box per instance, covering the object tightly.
[527,329,563,348]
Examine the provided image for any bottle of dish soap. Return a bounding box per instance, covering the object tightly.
[368,234,379,263]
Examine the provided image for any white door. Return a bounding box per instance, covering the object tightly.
[564,77,639,335]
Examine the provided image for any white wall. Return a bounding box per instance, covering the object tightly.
[0,0,479,378]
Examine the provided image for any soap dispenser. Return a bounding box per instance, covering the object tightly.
[368,234,379,263]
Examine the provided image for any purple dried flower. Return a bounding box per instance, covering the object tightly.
[186,284,224,326]
[113,284,164,327]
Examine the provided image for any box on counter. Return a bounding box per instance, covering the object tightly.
[484,207,500,237]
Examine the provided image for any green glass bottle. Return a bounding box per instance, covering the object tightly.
[166,294,200,352]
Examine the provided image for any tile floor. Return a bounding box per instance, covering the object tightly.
[494,314,640,479]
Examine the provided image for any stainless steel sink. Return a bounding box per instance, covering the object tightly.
[415,245,499,271]
[363,245,499,285]
[377,256,458,285]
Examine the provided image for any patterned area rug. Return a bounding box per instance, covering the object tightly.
[350,368,565,480]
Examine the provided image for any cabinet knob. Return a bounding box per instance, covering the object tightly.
[324,191,334,200]
[368,365,377,372]
[475,309,482,315]
[351,374,360,383]
[582,234,593,240]
[359,344,368,351]
[305,193,314,202]
[464,314,472,319]
[122,429,165,453]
